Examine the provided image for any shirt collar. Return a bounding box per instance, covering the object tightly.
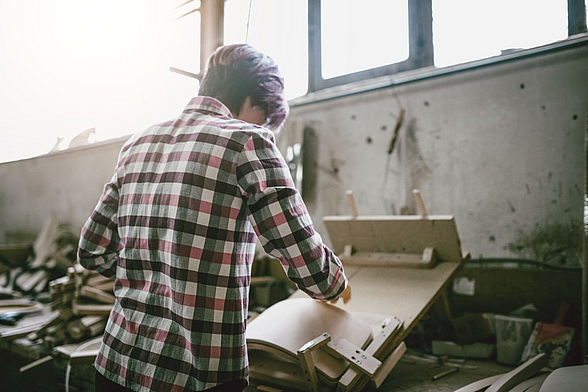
[183,96,233,118]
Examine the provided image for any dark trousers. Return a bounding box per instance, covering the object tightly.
[95,370,246,392]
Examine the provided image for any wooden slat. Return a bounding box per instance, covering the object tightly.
[453,374,506,392]
[369,341,407,388]
[339,247,437,268]
[323,215,462,262]
[486,354,547,392]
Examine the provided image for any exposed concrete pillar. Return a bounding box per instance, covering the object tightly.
[200,0,224,75]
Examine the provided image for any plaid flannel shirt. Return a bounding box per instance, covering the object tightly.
[77,96,347,392]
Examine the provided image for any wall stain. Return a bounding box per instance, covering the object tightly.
[404,118,432,188]
[507,222,582,266]
[507,200,516,213]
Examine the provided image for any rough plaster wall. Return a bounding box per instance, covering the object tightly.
[0,137,128,242]
[0,46,585,266]
[281,47,587,266]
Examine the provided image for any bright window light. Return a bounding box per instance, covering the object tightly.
[321,0,409,79]
[433,0,569,67]
[0,0,201,163]
[224,0,308,101]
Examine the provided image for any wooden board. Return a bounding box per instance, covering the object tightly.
[0,299,44,315]
[290,254,469,346]
[509,373,549,392]
[486,353,547,392]
[246,298,373,383]
[323,215,462,262]
[453,373,506,392]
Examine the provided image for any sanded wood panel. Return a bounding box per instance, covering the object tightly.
[290,256,468,345]
[246,298,373,382]
[323,215,463,262]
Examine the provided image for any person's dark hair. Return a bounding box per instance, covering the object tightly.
[198,44,288,131]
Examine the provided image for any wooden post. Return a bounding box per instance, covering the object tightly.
[412,189,428,217]
[346,190,359,218]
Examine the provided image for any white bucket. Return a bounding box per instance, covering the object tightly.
[495,315,534,365]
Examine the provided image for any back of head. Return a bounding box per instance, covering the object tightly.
[198,44,289,131]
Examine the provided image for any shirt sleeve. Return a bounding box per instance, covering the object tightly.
[236,131,347,301]
[77,171,122,278]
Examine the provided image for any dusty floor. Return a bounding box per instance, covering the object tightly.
[375,351,513,391]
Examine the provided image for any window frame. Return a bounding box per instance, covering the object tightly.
[307,0,587,93]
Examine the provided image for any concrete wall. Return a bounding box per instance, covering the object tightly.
[0,136,129,243]
[1,39,586,266]
[280,40,587,266]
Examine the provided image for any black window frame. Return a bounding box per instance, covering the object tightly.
[307,0,587,93]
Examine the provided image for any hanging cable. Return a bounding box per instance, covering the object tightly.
[245,0,253,43]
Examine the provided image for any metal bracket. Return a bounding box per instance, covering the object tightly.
[297,332,382,392]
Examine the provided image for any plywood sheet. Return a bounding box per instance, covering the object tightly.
[246,298,373,382]
[291,255,468,345]
[323,215,462,262]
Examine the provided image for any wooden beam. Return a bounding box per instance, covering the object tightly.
[486,354,547,392]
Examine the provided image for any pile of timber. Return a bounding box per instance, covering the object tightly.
[0,216,78,296]
[29,264,114,349]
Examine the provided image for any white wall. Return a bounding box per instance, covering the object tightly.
[280,42,587,266]
[1,40,586,266]
[0,136,128,242]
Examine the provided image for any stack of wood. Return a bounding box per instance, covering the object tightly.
[0,215,78,296]
[29,264,114,348]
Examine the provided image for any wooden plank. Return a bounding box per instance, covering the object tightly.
[80,286,116,304]
[338,247,437,268]
[19,355,53,373]
[297,333,330,392]
[369,341,407,388]
[0,299,44,315]
[247,298,373,383]
[323,215,462,262]
[248,351,312,391]
[72,302,112,316]
[486,354,547,392]
[290,254,469,346]
[453,374,507,392]
[508,372,549,392]
[337,317,403,391]
[85,274,113,287]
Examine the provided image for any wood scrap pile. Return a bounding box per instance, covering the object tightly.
[27,264,114,349]
[0,216,79,296]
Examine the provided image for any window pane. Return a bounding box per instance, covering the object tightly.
[321,0,409,80]
[433,0,568,68]
[224,0,308,100]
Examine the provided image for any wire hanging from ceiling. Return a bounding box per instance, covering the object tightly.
[245,0,253,43]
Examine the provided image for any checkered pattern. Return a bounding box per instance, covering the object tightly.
[78,96,348,392]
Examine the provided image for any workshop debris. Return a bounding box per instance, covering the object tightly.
[0,215,78,297]
[453,354,548,392]
[30,264,113,348]
[485,353,547,392]
[521,323,575,369]
[431,366,459,381]
[494,315,534,365]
